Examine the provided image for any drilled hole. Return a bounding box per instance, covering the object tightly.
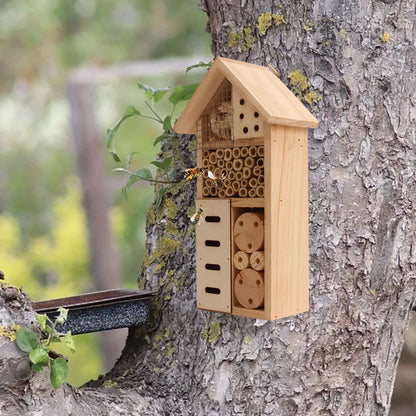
[254,125,259,131]
[254,221,258,227]
[248,298,253,304]
[256,279,261,286]
[248,243,252,250]
[254,112,259,118]
[205,216,220,223]
[238,257,242,262]
[240,99,245,105]
[205,240,220,247]
[239,279,243,285]
[239,113,244,119]
[239,221,244,227]
[205,264,221,271]
[243,127,248,134]
[255,259,260,264]
[205,287,220,294]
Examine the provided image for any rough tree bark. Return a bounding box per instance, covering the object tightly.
[1,1,415,415]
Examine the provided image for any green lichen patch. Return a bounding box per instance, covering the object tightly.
[228,24,256,51]
[338,29,347,40]
[243,335,251,345]
[257,12,285,36]
[288,69,322,106]
[201,321,221,344]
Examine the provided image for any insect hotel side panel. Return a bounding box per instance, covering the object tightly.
[174,57,318,321]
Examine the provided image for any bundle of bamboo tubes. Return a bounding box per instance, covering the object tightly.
[201,145,265,197]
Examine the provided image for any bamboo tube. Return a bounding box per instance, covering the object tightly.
[202,158,209,168]
[250,251,265,271]
[203,150,210,159]
[249,177,258,188]
[228,171,235,180]
[225,161,233,170]
[258,175,264,184]
[256,157,264,168]
[218,189,226,198]
[233,251,250,270]
[233,159,244,171]
[225,186,235,197]
[248,188,257,198]
[232,181,240,192]
[216,148,224,159]
[217,158,225,168]
[210,187,218,197]
[238,188,247,197]
[256,185,264,197]
[223,178,231,188]
[257,146,264,157]
[240,146,249,158]
[242,167,252,179]
[213,167,222,179]
[234,269,264,309]
[209,152,217,164]
[224,148,233,161]
[253,166,262,176]
[208,165,216,175]
[241,179,248,188]
[244,156,255,168]
[232,147,241,158]
[248,146,257,157]
[235,171,243,181]
[202,187,210,197]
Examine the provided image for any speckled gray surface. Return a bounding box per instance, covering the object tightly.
[47,300,150,335]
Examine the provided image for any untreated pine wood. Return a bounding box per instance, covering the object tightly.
[233,212,264,253]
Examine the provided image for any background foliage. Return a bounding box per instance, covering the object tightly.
[0,0,210,386]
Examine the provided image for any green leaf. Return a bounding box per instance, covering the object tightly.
[150,157,172,172]
[137,83,169,103]
[16,328,40,353]
[126,152,140,168]
[133,168,153,180]
[56,307,68,324]
[186,60,213,72]
[155,187,166,213]
[36,314,48,332]
[50,357,68,388]
[32,363,45,373]
[106,105,141,161]
[163,115,172,132]
[63,332,75,353]
[121,175,139,200]
[168,83,199,106]
[29,347,50,366]
[153,132,170,147]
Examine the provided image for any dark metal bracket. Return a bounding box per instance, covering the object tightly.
[32,289,155,335]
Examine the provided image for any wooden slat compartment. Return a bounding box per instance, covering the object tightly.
[196,199,231,313]
[231,200,266,319]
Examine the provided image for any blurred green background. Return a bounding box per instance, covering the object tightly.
[0,0,210,386]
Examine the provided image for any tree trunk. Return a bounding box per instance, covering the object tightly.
[1,1,415,415]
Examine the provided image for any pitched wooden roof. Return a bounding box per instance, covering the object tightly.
[174,57,319,134]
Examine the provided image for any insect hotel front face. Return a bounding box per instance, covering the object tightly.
[174,57,318,321]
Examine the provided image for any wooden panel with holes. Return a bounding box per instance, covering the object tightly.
[196,199,231,313]
[233,88,264,140]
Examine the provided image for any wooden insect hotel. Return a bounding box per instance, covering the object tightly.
[174,57,318,320]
